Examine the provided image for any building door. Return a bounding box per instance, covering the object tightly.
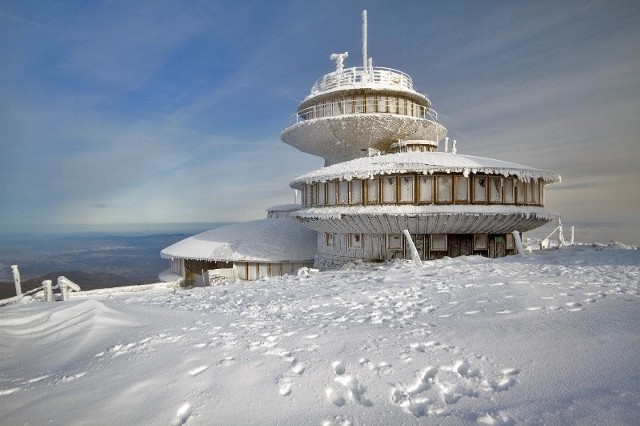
[448,236,460,257]
[495,236,506,258]
[412,235,426,261]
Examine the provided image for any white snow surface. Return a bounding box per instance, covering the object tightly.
[290,152,561,188]
[1,243,639,425]
[160,217,317,262]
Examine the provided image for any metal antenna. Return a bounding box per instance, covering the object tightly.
[362,10,368,72]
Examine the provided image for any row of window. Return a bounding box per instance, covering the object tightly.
[299,94,428,121]
[325,232,516,251]
[303,174,544,207]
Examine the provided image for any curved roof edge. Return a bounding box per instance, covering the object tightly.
[161,218,317,262]
[290,152,561,188]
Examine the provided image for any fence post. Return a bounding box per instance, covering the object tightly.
[11,265,22,297]
[57,276,81,301]
[43,280,53,301]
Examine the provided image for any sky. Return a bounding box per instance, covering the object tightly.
[1,1,639,242]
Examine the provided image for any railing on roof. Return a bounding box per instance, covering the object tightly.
[310,66,414,96]
[288,98,439,126]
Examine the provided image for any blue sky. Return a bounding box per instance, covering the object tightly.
[1,1,639,242]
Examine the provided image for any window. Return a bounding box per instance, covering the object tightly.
[489,177,502,204]
[436,175,453,203]
[366,95,375,113]
[317,182,326,206]
[503,178,515,204]
[474,233,488,250]
[366,178,379,204]
[324,232,334,247]
[327,181,336,205]
[349,233,363,249]
[473,176,487,203]
[355,95,365,113]
[418,176,434,203]
[531,180,540,205]
[399,176,415,203]
[350,179,362,204]
[455,176,470,203]
[526,180,538,205]
[388,96,397,113]
[430,234,448,251]
[304,185,312,206]
[378,95,388,112]
[171,258,182,274]
[506,233,515,250]
[382,176,397,203]
[516,180,526,205]
[310,184,316,206]
[388,234,403,250]
[338,180,349,204]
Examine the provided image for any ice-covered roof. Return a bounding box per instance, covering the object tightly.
[290,152,560,188]
[161,218,317,262]
[266,204,302,212]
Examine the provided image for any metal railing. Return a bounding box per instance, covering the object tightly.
[310,67,414,95]
[288,98,439,126]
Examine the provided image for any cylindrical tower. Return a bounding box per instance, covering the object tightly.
[281,64,447,166]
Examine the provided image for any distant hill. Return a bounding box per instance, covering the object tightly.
[0,270,142,299]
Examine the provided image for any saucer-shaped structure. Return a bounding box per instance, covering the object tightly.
[160,206,316,284]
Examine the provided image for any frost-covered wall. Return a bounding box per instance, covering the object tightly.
[314,231,517,269]
[298,174,547,208]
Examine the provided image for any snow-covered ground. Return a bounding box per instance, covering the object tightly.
[1,243,639,425]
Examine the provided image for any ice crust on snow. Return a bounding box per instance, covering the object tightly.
[290,152,561,188]
[1,243,638,425]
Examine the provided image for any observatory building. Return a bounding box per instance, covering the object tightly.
[282,11,560,269]
[161,11,560,283]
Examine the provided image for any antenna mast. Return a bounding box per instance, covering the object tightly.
[362,10,368,72]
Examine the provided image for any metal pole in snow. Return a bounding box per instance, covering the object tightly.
[571,226,575,245]
[512,231,525,256]
[11,265,22,297]
[402,230,423,267]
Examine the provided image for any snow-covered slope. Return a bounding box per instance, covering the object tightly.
[1,244,638,425]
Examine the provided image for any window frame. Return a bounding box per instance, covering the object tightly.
[454,176,470,203]
[348,233,363,249]
[435,175,453,204]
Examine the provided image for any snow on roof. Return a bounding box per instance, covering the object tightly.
[290,152,561,188]
[161,218,317,262]
[266,204,303,212]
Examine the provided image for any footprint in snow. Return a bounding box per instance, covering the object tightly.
[477,411,514,425]
[188,365,208,376]
[326,387,345,406]
[172,402,192,426]
[278,380,292,396]
[332,361,346,375]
